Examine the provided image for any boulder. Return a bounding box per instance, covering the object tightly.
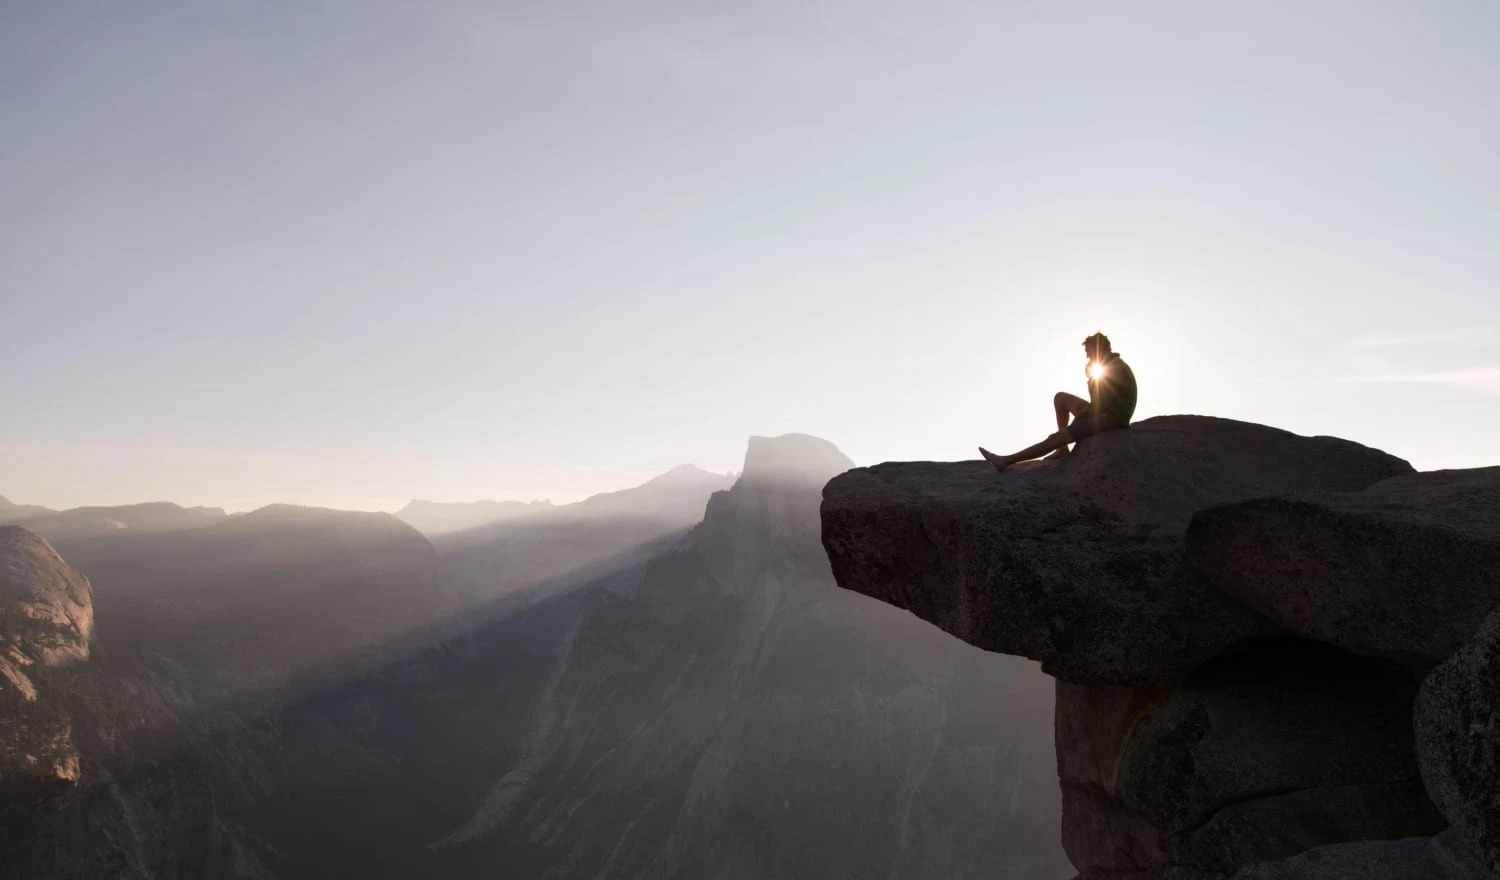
[821,416,1412,687]
[1416,605,1500,876]
[1229,832,1492,879]
[1188,467,1500,669]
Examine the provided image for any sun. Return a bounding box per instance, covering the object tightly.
[1089,362,1107,381]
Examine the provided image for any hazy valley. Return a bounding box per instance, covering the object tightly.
[0,435,1066,879]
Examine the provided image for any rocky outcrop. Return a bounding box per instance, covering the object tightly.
[0,527,94,791]
[1417,605,1500,875]
[0,526,94,668]
[1189,467,1500,670]
[820,415,1499,879]
[821,416,1412,687]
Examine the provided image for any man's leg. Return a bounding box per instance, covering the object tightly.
[979,428,1075,471]
[1054,392,1086,430]
[1048,393,1088,460]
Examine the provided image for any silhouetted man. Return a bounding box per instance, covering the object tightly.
[979,332,1137,471]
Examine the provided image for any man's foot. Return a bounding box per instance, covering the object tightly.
[1042,447,1071,461]
[978,446,1011,472]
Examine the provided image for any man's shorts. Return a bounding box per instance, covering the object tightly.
[1067,405,1129,441]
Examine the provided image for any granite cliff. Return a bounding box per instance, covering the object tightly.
[0,526,94,789]
[822,415,1500,878]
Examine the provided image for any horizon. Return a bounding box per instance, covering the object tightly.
[5,3,1498,512]
[1,456,743,515]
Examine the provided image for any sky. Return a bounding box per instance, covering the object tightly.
[3,1,1498,512]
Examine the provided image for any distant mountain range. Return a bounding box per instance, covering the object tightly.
[0,499,226,541]
[0,445,1065,878]
[429,464,736,612]
[396,498,556,535]
[0,494,53,523]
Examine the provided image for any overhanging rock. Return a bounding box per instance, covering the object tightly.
[820,415,1412,687]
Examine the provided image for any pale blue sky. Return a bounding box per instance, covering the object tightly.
[3,2,1497,511]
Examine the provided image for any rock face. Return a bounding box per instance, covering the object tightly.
[821,415,1413,688]
[1417,605,1500,876]
[820,415,1500,879]
[1231,832,1491,880]
[0,526,94,668]
[0,527,94,789]
[1055,641,1442,876]
[1189,467,1500,670]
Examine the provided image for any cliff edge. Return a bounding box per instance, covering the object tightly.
[821,415,1500,879]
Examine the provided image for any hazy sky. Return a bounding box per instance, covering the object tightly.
[4,2,1498,512]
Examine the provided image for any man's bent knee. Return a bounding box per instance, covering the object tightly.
[1054,392,1085,414]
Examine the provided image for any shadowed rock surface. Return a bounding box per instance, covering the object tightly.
[1229,832,1491,879]
[1189,467,1500,669]
[1057,640,1442,876]
[821,415,1412,688]
[1417,605,1500,876]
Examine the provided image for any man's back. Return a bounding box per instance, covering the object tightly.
[1089,352,1137,425]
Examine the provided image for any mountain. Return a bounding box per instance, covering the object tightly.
[566,463,735,521]
[396,498,555,535]
[6,501,226,542]
[432,464,735,611]
[50,504,453,707]
[0,440,1065,878]
[0,495,55,525]
[416,434,1066,878]
[1,507,457,878]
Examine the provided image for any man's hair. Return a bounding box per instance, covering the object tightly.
[1083,332,1112,353]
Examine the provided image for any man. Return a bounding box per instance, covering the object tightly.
[979,332,1137,471]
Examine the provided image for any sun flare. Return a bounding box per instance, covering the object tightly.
[1089,362,1107,380]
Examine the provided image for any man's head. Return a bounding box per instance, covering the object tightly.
[1082,332,1112,361]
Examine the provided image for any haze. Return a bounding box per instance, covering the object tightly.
[4,2,1497,511]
